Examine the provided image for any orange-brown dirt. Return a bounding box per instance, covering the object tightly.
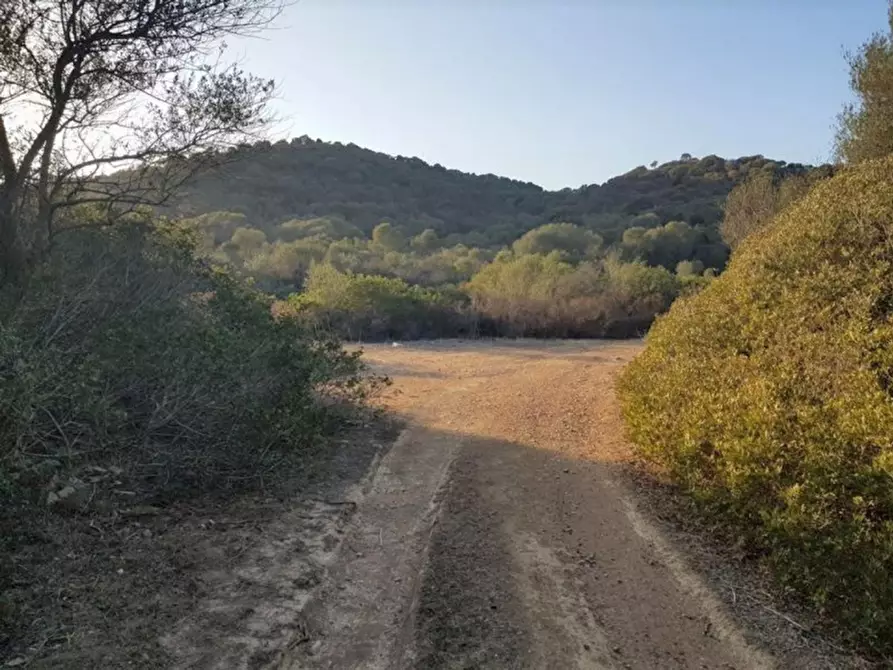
[9,340,865,668]
[284,340,866,670]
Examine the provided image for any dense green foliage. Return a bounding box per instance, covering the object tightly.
[281,252,693,341]
[511,222,603,260]
[466,254,683,338]
[0,219,375,506]
[720,167,834,250]
[619,158,893,654]
[168,138,814,247]
[179,210,722,338]
[836,4,893,164]
[159,140,832,339]
[287,263,475,341]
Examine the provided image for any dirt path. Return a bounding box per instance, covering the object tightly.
[283,340,858,670]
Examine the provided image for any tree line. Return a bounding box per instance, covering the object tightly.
[166,136,825,249]
[153,130,835,340]
[178,210,713,339]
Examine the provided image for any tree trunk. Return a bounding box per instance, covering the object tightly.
[0,193,26,287]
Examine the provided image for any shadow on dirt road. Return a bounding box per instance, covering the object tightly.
[285,341,865,670]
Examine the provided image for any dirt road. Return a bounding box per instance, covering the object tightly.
[283,340,857,670]
[8,341,860,669]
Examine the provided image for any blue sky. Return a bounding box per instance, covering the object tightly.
[234,1,889,189]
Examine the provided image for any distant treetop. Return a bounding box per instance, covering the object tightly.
[164,137,825,249]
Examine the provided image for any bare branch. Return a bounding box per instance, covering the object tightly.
[0,0,284,282]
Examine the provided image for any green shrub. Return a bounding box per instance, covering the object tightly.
[0,220,373,500]
[283,252,684,341]
[290,263,475,340]
[619,156,893,655]
[464,253,680,338]
[511,222,603,261]
[465,252,576,336]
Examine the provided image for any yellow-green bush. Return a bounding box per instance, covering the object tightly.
[465,253,681,338]
[288,262,477,340]
[619,157,893,655]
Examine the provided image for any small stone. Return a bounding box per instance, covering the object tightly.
[46,478,91,513]
[122,505,161,517]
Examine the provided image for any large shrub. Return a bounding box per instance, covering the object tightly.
[619,157,893,654]
[0,220,372,501]
[466,253,681,338]
[289,263,476,340]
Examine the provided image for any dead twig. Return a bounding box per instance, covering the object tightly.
[760,603,810,632]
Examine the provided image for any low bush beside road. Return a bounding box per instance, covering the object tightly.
[619,157,893,656]
[0,218,383,661]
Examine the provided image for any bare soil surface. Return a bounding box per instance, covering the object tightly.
[0,416,395,669]
[5,340,871,669]
[287,340,869,670]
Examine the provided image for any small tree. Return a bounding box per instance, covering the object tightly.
[410,228,439,253]
[721,170,822,250]
[675,259,704,277]
[719,170,778,250]
[512,222,602,261]
[0,0,282,284]
[371,222,405,252]
[230,227,267,253]
[835,1,893,164]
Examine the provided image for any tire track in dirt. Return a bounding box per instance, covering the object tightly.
[285,340,855,670]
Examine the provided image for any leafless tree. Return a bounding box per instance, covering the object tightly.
[0,0,283,285]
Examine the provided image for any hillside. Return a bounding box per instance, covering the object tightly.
[155,138,831,341]
[167,137,818,247]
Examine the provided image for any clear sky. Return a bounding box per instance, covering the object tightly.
[233,1,889,189]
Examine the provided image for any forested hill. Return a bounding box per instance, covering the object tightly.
[167,136,816,247]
